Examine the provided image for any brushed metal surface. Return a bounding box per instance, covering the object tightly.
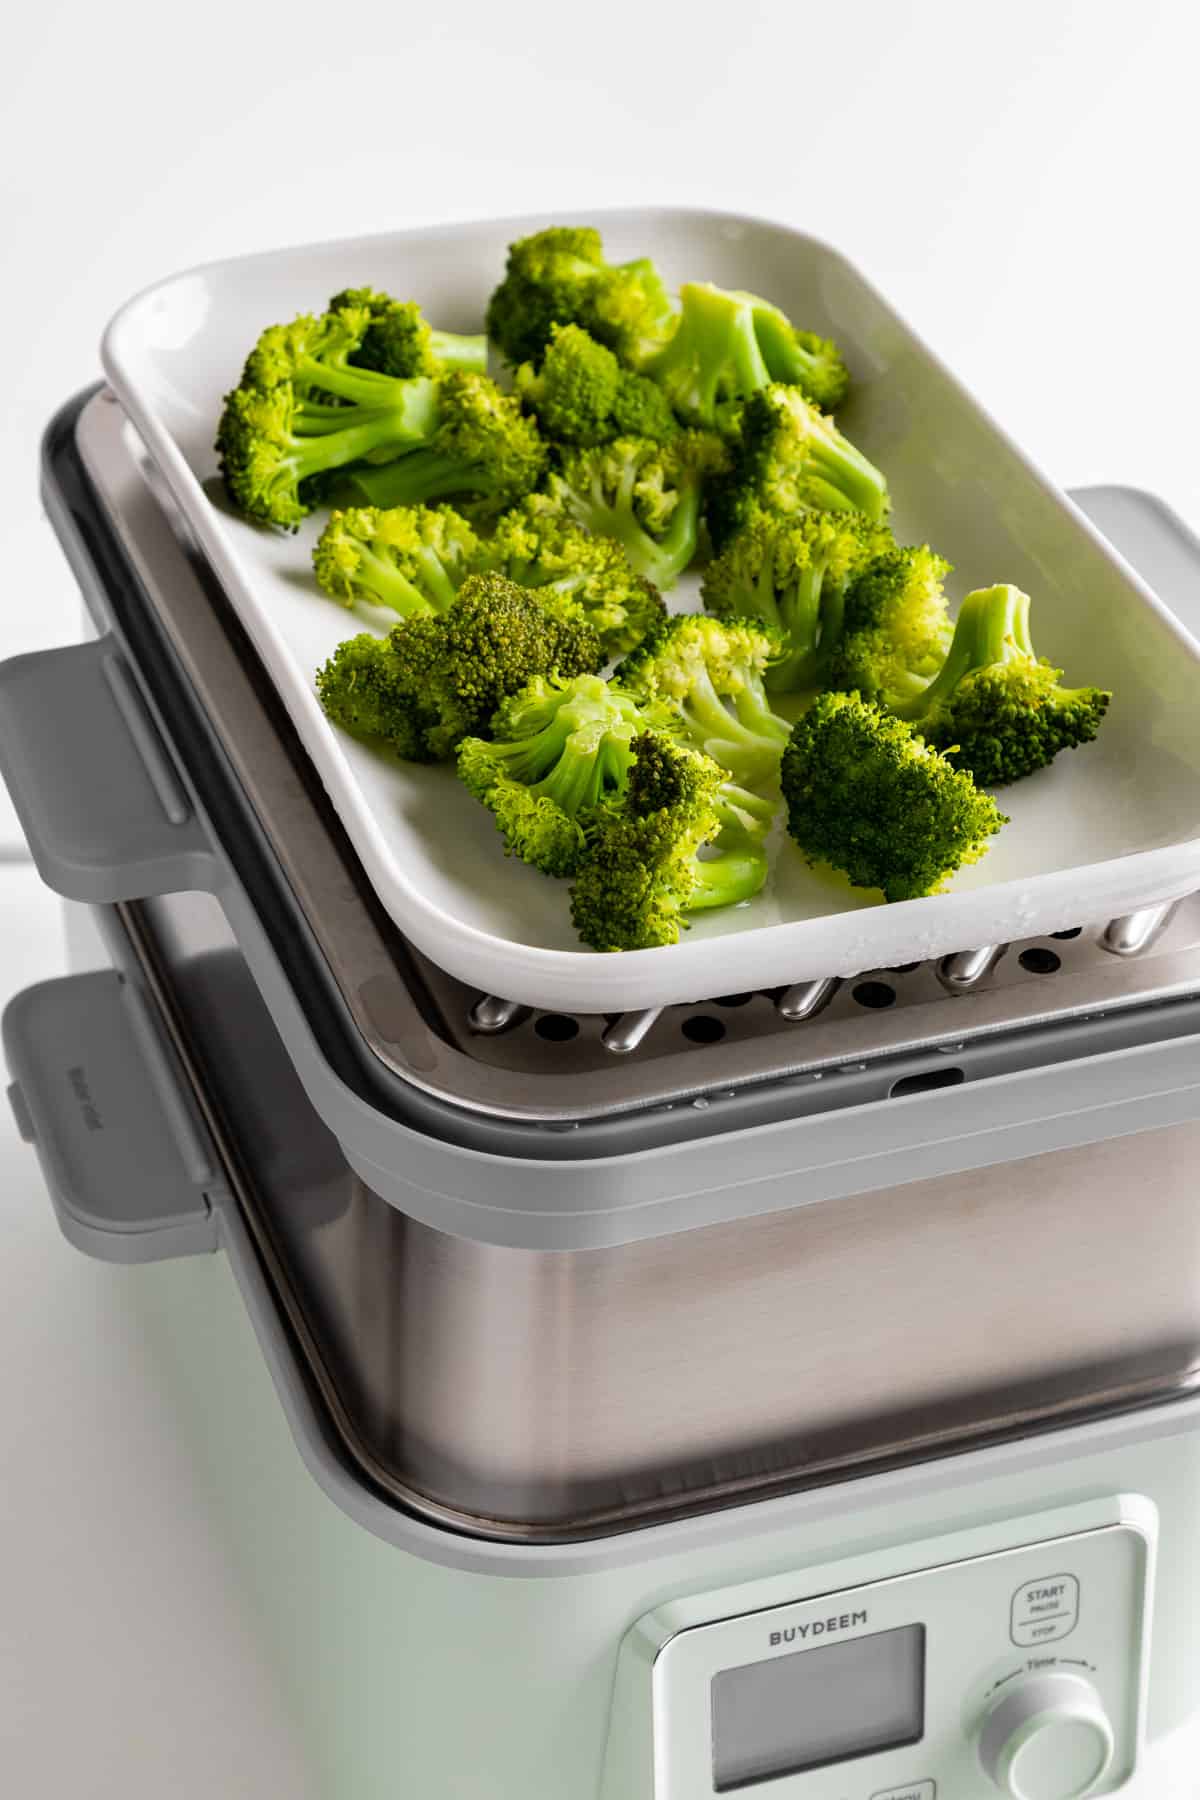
[123,889,1200,1538]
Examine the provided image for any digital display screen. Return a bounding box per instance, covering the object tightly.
[710,1622,925,1791]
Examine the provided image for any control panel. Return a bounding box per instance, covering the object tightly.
[600,1497,1155,1800]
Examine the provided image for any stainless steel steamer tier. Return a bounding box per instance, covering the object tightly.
[7,389,1200,1552]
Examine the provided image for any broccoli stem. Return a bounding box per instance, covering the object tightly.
[750,308,821,390]
[894,584,1026,721]
[559,452,702,588]
[688,839,768,910]
[427,330,489,375]
[535,735,634,813]
[351,451,495,509]
[645,284,770,423]
[805,435,887,520]
[764,561,826,692]
[349,542,439,617]
[285,406,437,487]
[294,354,439,419]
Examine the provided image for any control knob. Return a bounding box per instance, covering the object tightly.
[978,1672,1115,1800]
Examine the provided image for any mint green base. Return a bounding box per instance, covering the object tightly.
[121,1246,1200,1800]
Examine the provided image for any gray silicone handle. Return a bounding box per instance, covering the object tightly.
[0,637,216,902]
[3,970,220,1263]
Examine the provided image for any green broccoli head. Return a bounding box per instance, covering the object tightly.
[348,371,547,518]
[895,583,1112,784]
[588,255,677,368]
[642,283,851,429]
[312,503,483,617]
[701,506,892,693]
[569,732,769,951]
[313,632,428,760]
[514,324,678,446]
[825,544,954,708]
[486,227,674,368]
[316,573,604,763]
[457,673,647,875]
[328,286,488,377]
[216,378,438,529]
[707,383,889,550]
[486,227,610,366]
[781,690,1007,902]
[489,496,665,657]
[616,613,791,791]
[543,430,729,590]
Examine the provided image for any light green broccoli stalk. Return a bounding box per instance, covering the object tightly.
[643,282,850,428]
[701,506,892,693]
[707,383,889,550]
[347,371,547,518]
[543,431,730,590]
[894,584,1112,785]
[312,504,483,616]
[216,378,439,529]
[457,674,647,875]
[616,614,792,792]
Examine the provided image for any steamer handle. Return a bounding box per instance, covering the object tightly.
[2,968,220,1265]
[0,635,218,904]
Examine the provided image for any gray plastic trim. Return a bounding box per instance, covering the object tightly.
[3,969,220,1264]
[0,636,217,904]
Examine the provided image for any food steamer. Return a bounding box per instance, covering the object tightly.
[3,384,1200,1798]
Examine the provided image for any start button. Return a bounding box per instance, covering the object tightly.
[1012,1574,1080,1647]
[870,1783,936,1800]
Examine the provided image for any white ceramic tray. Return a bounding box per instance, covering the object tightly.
[101,208,1200,1012]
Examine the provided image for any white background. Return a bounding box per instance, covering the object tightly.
[2,1,1200,1792]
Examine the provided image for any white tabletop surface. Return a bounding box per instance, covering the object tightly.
[5,0,1200,1791]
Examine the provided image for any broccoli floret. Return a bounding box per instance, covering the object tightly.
[238,304,439,413]
[589,256,677,368]
[893,584,1112,784]
[316,573,603,762]
[216,379,439,529]
[312,503,483,617]
[569,732,772,951]
[514,324,678,446]
[616,614,791,791]
[701,507,892,693]
[312,632,427,760]
[544,431,729,590]
[348,371,546,518]
[781,690,1007,902]
[707,383,889,550]
[328,286,487,376]
[488,496,665,657]
[457,674,647,875]
[642,283,850,428]
[825,544,954,707]
[486,227,675,368]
